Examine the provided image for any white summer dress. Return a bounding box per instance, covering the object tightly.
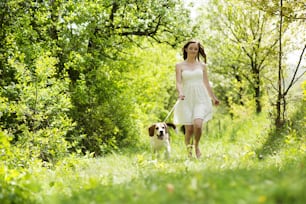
[174,68,213,125]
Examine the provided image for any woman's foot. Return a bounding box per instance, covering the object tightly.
[187,144,193,158]
[195,148,202,158]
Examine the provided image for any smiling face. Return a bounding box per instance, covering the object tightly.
[183,42,200,60]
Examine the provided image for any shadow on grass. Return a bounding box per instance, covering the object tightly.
[255,127,287,158]
[255,101,305,159]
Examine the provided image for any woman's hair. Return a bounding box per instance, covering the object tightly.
[182,40,207,63]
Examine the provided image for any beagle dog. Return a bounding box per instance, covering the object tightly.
[148,122,176,159]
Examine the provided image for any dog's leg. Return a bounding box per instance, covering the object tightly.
[164,141,171,159]
[152,149,158,160]
[165,149,170,159]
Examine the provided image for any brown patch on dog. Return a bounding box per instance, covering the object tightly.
[148,123,176,137]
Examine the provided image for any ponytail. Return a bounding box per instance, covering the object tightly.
[198,43,207,64]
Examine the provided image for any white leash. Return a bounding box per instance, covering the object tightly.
[163,100,180,122]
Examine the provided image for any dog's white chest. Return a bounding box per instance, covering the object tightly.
[151,136,170,150]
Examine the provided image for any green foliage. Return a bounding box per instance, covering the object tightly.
[247,0,306,22]
[303,80,306,100]
[1,52,74,163]
[0,0,194,157]
[199,0,280,114]
[0,129,40,204]
[68,67,138,155]
[55,0,193,155]
[257,100,306,157]
[67,41,179,154]
[4,107,303,204]
[0,1,304,202]
[120,42,178,130]
[46,162,305,204]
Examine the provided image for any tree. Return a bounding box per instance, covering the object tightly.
[62,0,194,154]
[247,0,306,127]
[201,0,279,114]
[0,0,195,156]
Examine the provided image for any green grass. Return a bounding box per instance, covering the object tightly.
[22,112,305,204]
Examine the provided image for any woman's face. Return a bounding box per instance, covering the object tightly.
[186,43,199,58]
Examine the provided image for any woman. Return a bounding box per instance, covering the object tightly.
[174,40,219,158]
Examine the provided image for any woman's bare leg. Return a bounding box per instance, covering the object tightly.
[193,119,203,158]
[184,125,194,157]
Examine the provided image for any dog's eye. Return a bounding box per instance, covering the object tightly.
[155,127,158,130]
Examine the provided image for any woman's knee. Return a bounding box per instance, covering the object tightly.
[193,119,203,130]
[185,125,193,134]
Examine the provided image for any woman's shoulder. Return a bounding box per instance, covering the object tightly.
[199,61,207,69]
[199,61,207,66]
[175,61,185,70]
[176,61,186,66]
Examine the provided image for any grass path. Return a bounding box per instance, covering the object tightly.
[29,114,306,204]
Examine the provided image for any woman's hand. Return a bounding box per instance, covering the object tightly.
[179,93,185,100]
[212,98,220,106]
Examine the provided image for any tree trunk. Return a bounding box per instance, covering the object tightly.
[255,85,262,113]
[275,0,283,128]
[253,63,262,113]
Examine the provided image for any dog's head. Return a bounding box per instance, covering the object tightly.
[148,122,176,140]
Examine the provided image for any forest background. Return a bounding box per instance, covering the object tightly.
[0,0,305,203]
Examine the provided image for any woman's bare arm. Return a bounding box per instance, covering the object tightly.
[202,63,219,105]
[176,63,185,100]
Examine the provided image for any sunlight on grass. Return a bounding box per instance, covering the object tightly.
[29,113,305,204]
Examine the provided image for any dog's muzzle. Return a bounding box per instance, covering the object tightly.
[157,131,164,139]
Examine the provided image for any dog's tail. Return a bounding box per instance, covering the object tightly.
[166,123,177,133]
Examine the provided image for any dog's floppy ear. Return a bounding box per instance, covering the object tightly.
[148,124,156,137]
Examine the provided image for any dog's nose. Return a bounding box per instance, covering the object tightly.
[159,131,164,135]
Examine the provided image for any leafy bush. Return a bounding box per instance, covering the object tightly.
[0,130,37,204]
[1,52,74,163]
